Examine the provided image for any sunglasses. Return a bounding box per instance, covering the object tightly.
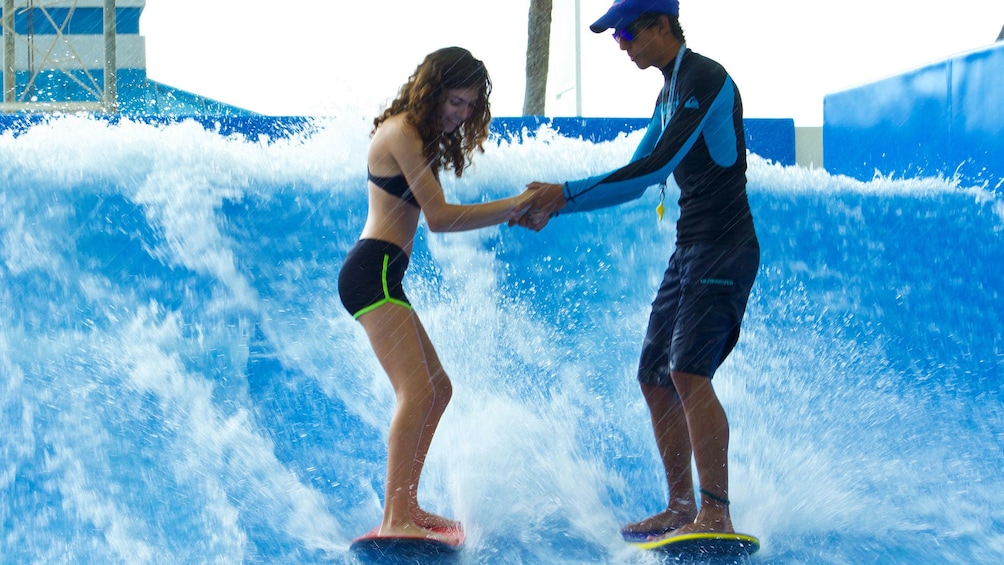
[612,16,658,42]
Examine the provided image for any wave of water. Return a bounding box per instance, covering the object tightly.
[1,115,1003,564]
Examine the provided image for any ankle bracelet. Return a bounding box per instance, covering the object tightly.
[699,488,730,506]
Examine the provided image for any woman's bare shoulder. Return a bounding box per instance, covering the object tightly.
[372,114,423,153]
[373,113,418,142]
[369,114,423,174]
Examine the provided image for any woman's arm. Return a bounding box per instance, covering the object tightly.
[387,120,532,232]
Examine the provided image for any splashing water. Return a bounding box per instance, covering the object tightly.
[1,115,1002,564]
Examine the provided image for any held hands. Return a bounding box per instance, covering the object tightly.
[508,182,567,232]
[510,186,537,220]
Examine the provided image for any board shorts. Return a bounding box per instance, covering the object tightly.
[637,243,760,388]
[338,239,412,319]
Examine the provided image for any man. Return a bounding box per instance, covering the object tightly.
[515,0,760,541]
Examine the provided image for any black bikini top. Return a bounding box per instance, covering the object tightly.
[368,169,419,208]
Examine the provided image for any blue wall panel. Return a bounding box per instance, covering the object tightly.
[491,116,795,166]
[824,43,1004,189]
[744,118,796,166]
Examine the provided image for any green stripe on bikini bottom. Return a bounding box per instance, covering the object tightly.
[352,253,412,319]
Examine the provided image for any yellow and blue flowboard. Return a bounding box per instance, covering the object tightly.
[629,531,760,558]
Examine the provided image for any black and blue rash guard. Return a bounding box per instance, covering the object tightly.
[562,48,758,248]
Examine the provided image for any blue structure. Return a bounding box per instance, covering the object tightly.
[824,42,1004,189]
[4,3,141,34]
[1,0,253,116]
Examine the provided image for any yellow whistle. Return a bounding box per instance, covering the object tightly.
[656,201,665,221]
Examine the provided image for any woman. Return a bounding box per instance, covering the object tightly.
[338,47,532,543]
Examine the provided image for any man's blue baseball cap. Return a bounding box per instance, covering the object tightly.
[589,0,680,33]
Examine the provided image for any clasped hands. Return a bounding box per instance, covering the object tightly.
[509,182,567,232]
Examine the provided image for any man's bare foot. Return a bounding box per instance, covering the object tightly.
[669,507,734,537]
[621,504,697,540]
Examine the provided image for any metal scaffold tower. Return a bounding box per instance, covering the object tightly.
[2,0,117,113]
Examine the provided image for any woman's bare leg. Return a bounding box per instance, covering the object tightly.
[406,315,461,532]
[357,305,454,542]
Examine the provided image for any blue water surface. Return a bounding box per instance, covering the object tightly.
[1,116,1002,564]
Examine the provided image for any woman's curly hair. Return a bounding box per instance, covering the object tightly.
[373,47,492,178]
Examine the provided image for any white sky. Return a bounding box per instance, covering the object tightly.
[141,0,1004,126]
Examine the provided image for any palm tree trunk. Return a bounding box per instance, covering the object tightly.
[523,0,553,116]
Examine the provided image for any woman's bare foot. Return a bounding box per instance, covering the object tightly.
[412,507,462,534]
[378,521,457,544]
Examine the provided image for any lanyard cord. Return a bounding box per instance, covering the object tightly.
[657,43,686,221]
[659,42,687,129]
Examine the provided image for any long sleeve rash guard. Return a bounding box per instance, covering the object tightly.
[562,48,758,248]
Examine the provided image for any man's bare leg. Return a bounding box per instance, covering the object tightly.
[670,371,733,535]
[621,383,698,538]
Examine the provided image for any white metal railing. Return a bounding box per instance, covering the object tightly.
[1,0,117,113]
